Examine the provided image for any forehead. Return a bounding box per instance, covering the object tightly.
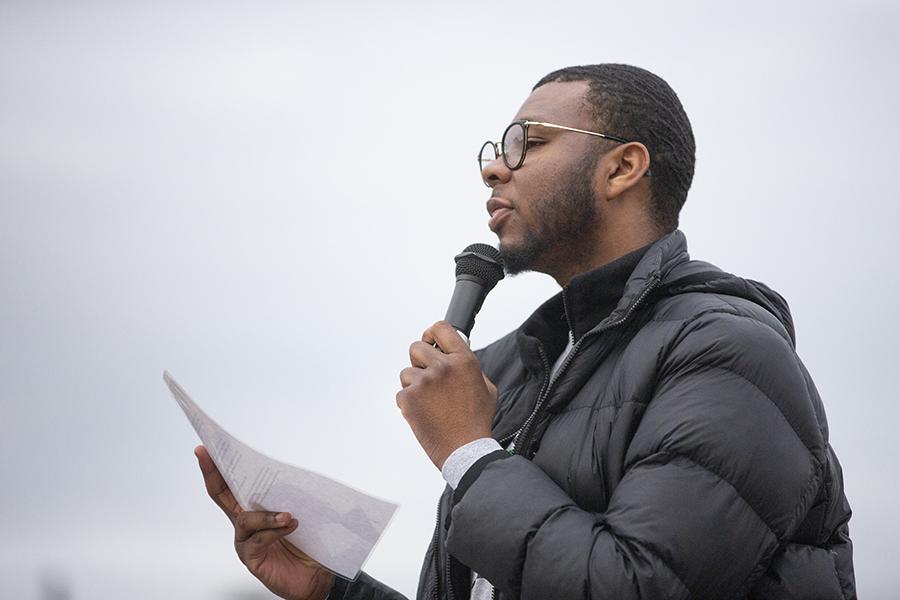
[513,80,592,127]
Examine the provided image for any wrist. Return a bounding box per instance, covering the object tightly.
[441,437,503,488]
[437,430,492,470]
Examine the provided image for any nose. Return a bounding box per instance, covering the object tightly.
[481,154,512,188]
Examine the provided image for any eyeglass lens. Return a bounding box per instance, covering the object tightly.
[478,122,528,185]
[501,122,526,169]
[479,141,498,172]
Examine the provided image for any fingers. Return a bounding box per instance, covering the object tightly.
[422,321,470,354]
[240,521,298,553]
[401,321,481,393]
[234,513,300,564]
[399,366,420,389]
[409,340,442,368]
[194,447,309,569]
[195,445,241,523]
[235,510,295,543]
[402,339,444,388]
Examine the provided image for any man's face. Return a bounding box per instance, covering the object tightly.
[483,81,603,276]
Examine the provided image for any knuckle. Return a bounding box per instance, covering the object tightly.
[432,360,448,376]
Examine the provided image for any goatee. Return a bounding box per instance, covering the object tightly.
[499,153,600,276]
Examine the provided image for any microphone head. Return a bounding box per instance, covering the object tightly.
[454,243,505,291]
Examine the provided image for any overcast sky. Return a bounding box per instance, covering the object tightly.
[1,1,898,598]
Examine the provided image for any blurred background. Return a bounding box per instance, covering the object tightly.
[1,0,897,598]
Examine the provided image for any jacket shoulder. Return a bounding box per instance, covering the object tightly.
[650,287,794,348]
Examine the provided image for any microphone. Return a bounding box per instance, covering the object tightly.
[443,243,505,341]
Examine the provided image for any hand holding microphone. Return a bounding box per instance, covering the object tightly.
[396,244,505,469]
[442,243,505,344]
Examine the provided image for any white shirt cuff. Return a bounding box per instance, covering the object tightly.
[441,437,503,489]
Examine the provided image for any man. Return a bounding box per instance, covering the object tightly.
[195,64,855,599]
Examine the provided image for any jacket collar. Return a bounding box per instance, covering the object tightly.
[514,230,692,375]
[601,229,691,324]
[562,241,656,341]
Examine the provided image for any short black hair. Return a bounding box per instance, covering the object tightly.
[534,64,695,232]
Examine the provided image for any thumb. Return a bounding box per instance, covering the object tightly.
[424,321,471,354]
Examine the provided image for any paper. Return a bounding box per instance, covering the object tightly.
[164,371,398,579]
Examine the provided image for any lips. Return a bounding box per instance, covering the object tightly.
[487,197,514,232]
[489,207,512,232]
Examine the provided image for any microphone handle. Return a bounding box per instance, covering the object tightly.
[444,275,488,339]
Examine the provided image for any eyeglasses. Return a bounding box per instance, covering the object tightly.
[478,120,647,187]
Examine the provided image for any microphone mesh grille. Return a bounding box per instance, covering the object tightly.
[455,243,505,290]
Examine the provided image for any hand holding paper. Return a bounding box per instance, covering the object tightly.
[195,445,335,600]
[164,372,398,585]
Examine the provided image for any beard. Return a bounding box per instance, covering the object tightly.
[499,153,600,276]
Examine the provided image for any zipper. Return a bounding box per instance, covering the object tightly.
[496,352,550,452]
[430,498,441,600]
[445,550,455,600]
[430,496,459,600]
[509,274,662,457]
[430,493,458,600]
[507,344,551,454]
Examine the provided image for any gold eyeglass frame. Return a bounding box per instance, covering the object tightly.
[478,120,649,187]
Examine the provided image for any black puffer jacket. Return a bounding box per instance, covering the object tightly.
[415,230,854,600]
[337,230,854,600]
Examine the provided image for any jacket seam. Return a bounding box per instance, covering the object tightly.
[670,360,824,537]
[533,504,696,600]
[636,450,782,543]
[651,303,789,345]
[600,527,695,599]
[630,451,786,598]
[553,398,656,415]
[659,305,820,458]
[652,310,825,538]
[650,306,744,323]
[692,361,816,455]
[707,292,787,339]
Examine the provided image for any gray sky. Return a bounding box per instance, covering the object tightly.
[1,1,897,598]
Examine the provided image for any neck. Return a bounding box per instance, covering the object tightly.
[550,222,664,287]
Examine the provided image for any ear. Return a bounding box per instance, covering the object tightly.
[602,142,651,201]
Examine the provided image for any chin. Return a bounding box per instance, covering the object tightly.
[498,239,540,276]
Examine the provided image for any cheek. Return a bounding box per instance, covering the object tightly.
[521,155,568,194]
[515,171,558,220]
